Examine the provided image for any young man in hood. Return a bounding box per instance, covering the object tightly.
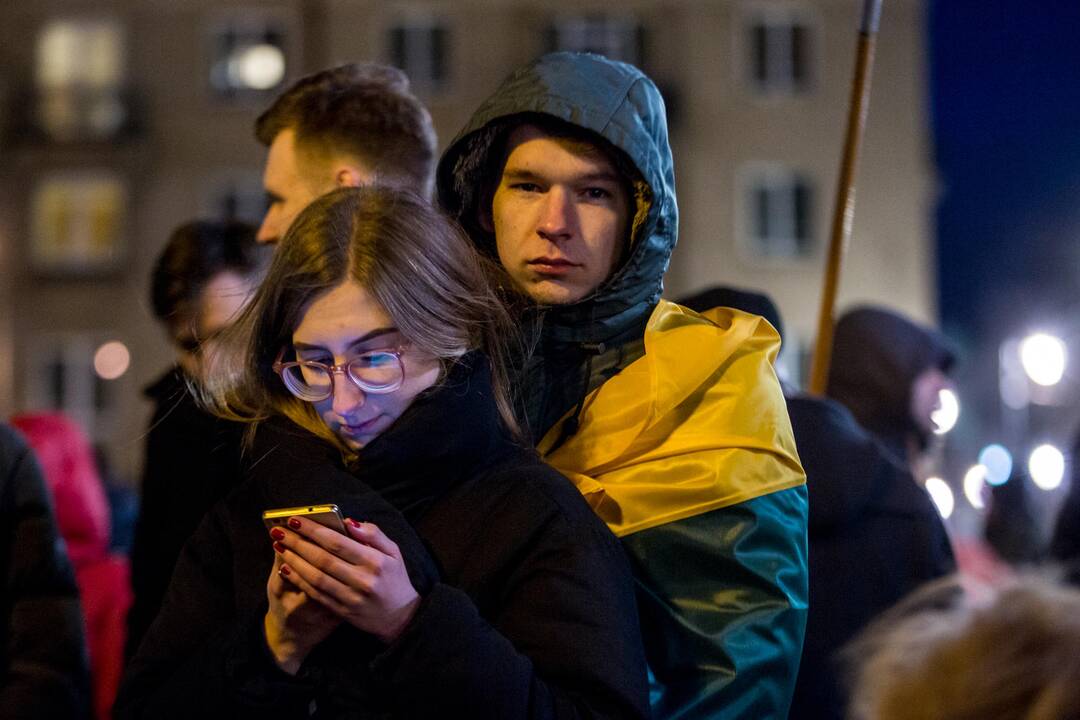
[439,52,808,719]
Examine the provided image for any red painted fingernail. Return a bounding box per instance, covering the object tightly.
[269,527,285,541]
[347,518,362,529]
[288,518,301,530]
[273,541,285,554]
[279,565,291,576]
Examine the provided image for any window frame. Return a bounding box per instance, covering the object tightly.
[739,2,819,98]
[736,161,818,265]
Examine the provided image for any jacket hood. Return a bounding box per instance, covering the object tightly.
[437,51,677,344]
[10,413,111,565]
[825,306,956,453]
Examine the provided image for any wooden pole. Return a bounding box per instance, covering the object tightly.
[807,0,883,395]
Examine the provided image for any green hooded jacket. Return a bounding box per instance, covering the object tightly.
[439,52,808,719]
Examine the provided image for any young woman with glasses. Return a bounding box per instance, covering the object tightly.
[116,187,648,719]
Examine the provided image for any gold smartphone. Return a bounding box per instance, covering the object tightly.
[262,504,347,534]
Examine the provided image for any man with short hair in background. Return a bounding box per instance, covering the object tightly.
[254,63,437,245]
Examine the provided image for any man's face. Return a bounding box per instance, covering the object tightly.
[170,270,256,377]
[489,125,630,305]
[257,128,333,245]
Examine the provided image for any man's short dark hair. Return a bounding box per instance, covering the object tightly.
[255,64,437,196]
[151,220,264,325]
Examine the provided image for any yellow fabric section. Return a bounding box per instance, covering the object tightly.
[538,300,806,538]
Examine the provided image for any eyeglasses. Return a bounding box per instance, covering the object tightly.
[272,348,405,402]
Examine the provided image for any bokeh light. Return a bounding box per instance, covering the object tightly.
[1019,333,1067,386]
[931,388,960,435]
[924,477,955,519]
[963,465,987,510]
[93,340,130,380]
[229,43,285,90]
[1028,444,1066,491]
[978,444,1013,486]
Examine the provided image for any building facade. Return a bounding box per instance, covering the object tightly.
[0,0,933,480]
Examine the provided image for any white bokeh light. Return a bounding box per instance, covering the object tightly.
[93,340,130,380]
[1019,333,1067,386]
[978,444,1014,486]
[1028,444,1066,491]
[230,44,285,90]
[924,477,955,519]
[931,388,960,435]
[963,465,987,510]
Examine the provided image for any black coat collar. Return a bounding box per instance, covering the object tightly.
[250,353,511,525]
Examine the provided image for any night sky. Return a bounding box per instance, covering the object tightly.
[931,1,1080,345]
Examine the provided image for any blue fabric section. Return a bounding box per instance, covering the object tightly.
[624,486,808,720]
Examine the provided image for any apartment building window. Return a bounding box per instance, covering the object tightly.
[547,13,644,66]
[209,19,287,98]
[29,172,127,276]
[389,20,449,93]
[28,333,125,441]
[35,18,127,141]
[744,5,814,95]
[742,163,815,259]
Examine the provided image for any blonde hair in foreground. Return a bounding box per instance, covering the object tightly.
[201,185,522,452]
[844,573,1080,720]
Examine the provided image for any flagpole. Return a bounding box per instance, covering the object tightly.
[807,0,883,395]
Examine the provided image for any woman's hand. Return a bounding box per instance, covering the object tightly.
[271,516,421,644]
[264,548,341,675]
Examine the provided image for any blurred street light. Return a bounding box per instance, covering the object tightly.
[963,464,987,509]
[978,444,1013,486]
[1028,444,1065,491]
[93,340,129,380]
[228,43,285,90]
[925,476,955,519]
[1019,332,1067,386]
[932,388,960,435]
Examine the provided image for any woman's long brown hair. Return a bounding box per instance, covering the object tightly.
[200,185,523,453]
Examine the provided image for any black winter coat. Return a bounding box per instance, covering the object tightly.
[116,356,648,719]
[785,395,954,720]
[127,368,247,659]
[0,423,90,718]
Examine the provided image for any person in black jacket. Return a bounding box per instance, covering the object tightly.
[116,186,648,719]
[678,287,955,720]
[0,422,90,717]
[126,221,267,659]
[1050,429,1080,580]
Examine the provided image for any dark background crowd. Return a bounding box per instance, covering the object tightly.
[3,2,1080,719]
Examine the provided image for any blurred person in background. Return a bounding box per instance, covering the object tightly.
[0,421,89,716]
[826,306,957,473]
[254,63,437,245]
[679,286,955,720]
[11,413,129,720]
[984,469,1043,566]
[1050,429,1080,581]
[845,573,1080,720]
[439,53,807,719]
[127,220,267,658]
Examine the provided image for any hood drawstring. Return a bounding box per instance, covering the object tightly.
[547,341,605,454]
